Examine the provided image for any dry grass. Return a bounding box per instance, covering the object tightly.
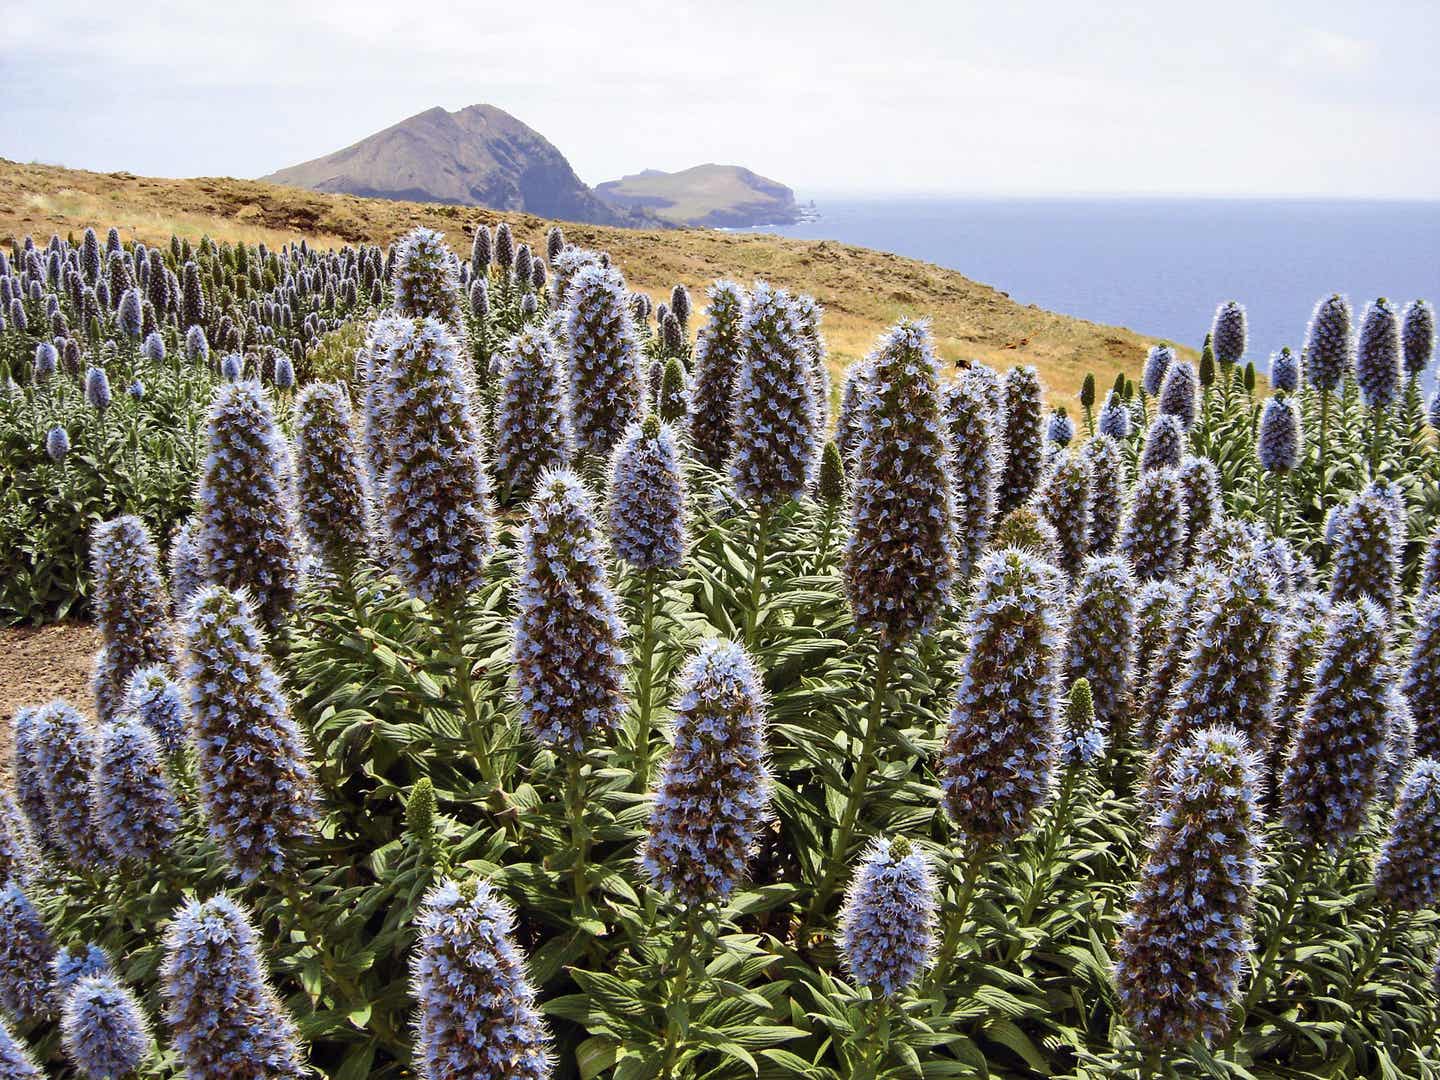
[0,159,1177,397]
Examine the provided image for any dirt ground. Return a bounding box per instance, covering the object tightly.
[0,622,100,775]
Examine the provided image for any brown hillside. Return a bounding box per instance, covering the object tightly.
[0,159,1172,397]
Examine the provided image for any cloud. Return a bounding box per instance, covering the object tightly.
[1286,28,1379,74]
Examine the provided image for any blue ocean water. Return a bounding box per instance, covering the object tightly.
[761,197,1440,383]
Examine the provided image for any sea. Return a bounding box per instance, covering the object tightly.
[757,196,1440,385]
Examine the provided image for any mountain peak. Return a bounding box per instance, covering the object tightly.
[261,104,638,226]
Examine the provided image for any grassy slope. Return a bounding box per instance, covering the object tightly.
[0,158,1171,398]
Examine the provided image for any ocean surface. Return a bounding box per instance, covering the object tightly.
[759,197,1440,383]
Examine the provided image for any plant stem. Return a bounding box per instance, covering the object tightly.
[444,597,496,788]
[632,567,658,790]
[803,642,893,931]
[744,505,771,646]
[1007,771,1078,965]
[660,911,703,1079]
[930,841,989,991]
[1238,847,1315,1021]
[1317,390,1330,506]
[1369,405,1384,480]
[565,753,591,909]
[1270,472,1284,536]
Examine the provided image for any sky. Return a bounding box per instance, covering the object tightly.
[5,0,1439,199]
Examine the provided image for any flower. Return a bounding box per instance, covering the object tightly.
[1114,726,1262,1048]
[835,360,876,463]
[1280,599,1390,844]
[1120,468,1186,582]
[730,282,820,506]
[1137,567,1222,747]
[167,518,204,615]
[1405,593,1440,759]
[393,227,463,324]
[512,470,628,753]
[90,515,178,722]
[942,377,999,582]
[641,639,771,903]
[1037,452,1091,579]
[1328,481,1403,616]
[32,700,109,870]
[838,836,937,996]
[997,365,1045,515]
[565,263,644,459]
[53,944,113,1001]
[1270,347,1300,393]
[1139,414,1184,473]
[411,877,553,1080]
[182,586,317,879]
[1211,301,1247,367]
[1257,394,1302,474]
[1065,556,1136,747]
[381,318,496,605]
[1356,298,1401,411]
[161,895,307,1079]
[1157,360,1198,430]
[61,973,154,1080]
[0,1016,42,1078]
[46,425,70,461]
[1373,759,1440,911]
[0,880,55,1024]
[609,416,686,572]
[95,714,182,864]
[941,549,1064,845]
[294,382,372,571]
[494,324,572,499]
[1082,433,1124,556]
[1098,389,1132,440]
[1402,299,1435,378]
[85,366,112,412]
[1060,676,1105,767]
[688,281,747,469]
[1142,344,1174,397]
[196,380,301,630]
[845,319,955,642]
[1303,294,1352,392]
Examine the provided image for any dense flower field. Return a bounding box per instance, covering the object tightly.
[2,218,1440,1079]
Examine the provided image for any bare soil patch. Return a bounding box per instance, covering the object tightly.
[0,621,99,774]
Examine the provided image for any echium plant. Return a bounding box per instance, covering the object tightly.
[1304,293,1353,393]
[1098,389,1132,439]
[0,881,55,1024]
[1423,523,1440,598]
[997,365,1045,515]
[393,226,462,324]
[1280,599,1389,845]
[182,585,317,880]
[382,317,495,605]
[1145,550,1280,804]
[33,700,110,870]
[1176,456,1220,569]
[731,281,820,506]
[411,877,553,1080]
[1120,467,1186,581]
[1037,451,1091,579]
[196,380,301,630]
[1373,759,1440,911]
[90,515,178,722]
[565,263,644,459]
[641,639,771,904]
[0,1016,42,1079]
[1328,481,1402,616]
[609,416,686,573]
[1064,555,1136,747]
[1135,565,1218,749]
[294,383,372,574]
[95,714,181,864]
[1269,590,1330,784]
[1403,298,1435,378]
[835,360,875,462]
[1133,580,1180,689]
[125,666,187,757]
[61,973,155,1080]
[1257,394,1302,532]
[1114,726,1261,1050]
[838,836,937,997]
[53,944,112,1001]
[1139,414,1184,473]
[845,318,954,644]
[942,377,999,582]
[0,789,35,885]
[688,280,746,468]
[1212,300,1247,372]
[11,708,52,850]
[940,548,1063,847]
[1270,347,1300,393]
[1142,344,1174,398]
[1082,433,1124,555]
[161,895,308,1079]
[1405,593,1440,758]
[1357,297,1401,473]
[493,324,572,500]
[1157,360,1197,430]
[512,469,628,753]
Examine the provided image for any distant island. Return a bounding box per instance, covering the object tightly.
[595,165,805,228]
[261,105,805,231]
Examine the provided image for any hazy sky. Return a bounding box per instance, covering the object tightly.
[6,0,1439,198]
